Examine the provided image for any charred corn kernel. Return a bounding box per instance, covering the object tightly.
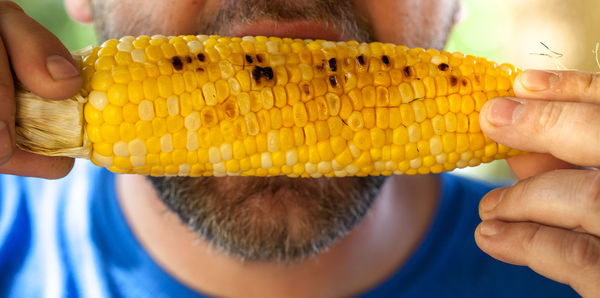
[34,35,522,176]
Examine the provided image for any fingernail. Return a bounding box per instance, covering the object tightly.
[0,121,12,161]
[46,55,79,80]
[518,70,559,91]
[479,221,503,236]
[481,189,504,212]
[487,97,523,127]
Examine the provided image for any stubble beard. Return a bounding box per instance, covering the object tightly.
[93,0,387,262]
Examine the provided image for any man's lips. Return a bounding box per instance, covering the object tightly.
[231,20,342,41]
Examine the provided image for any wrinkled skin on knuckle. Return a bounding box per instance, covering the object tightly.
[581,171,600,225]
[576,72,600,97]
[563,233,600,272]
[521,224,544,256]
[531,101,564,137]
[554,71,594,97]
[562,233,600,297]
[503,176,538,212]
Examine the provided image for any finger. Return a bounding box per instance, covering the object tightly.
[0,17,14,163]
[0,148,74,179]
[480,97,600,167]
[0,1,81,100]
[506,153,577,180]
[514,69,600,103]
[479,169,600,236]
[475,220,600,297]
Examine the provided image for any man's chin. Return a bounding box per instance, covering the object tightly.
[147,175,387,262]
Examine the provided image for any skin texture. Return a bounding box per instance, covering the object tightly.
[0,0,597,296]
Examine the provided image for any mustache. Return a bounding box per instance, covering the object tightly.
[202,0,374,42]
[214,176,358,201]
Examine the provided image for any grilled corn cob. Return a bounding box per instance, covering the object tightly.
[15,34,522,177]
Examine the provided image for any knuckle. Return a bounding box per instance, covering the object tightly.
[506,176,534,204]
[580,72,600,96]
[562,233,600,269]
[521,224,543,252]
[580,171,600,220]
[531,101,564,135]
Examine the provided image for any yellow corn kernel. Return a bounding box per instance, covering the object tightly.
[112,66,131,84]
[346,111,364,131]
[370,128,386,148]
[100,124,120,143]
[153,97,168,118]
[362,108,375,129]
[362,86,376,107]
[353,129,371,151]
[411,101,427,123]
[119,122,135,142]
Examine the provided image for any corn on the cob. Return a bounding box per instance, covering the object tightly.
[15,34,522,177]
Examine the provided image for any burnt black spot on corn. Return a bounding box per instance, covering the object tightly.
[450,75,458,86]
[251,67,262,82]
[328,58,337,72]
[262,67,274,80]
[357,55,365,66]
[381,55,390,65]
[171,56,183,71]
[329,75,338,87]
[403,66,412,78]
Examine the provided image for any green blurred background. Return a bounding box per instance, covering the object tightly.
[14,0,600,182]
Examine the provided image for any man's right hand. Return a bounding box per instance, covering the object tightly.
[0,1,82,179]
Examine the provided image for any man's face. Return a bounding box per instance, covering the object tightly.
[92,0,458,262]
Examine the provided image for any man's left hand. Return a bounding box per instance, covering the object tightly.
[477,69,600,297]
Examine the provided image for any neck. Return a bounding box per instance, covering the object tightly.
[116,174,440,297]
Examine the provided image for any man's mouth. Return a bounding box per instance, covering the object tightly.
[230,20,342,41]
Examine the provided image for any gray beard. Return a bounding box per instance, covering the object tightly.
[148,176,386,262]
[93,0,387,262]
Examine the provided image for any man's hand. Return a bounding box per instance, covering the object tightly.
[0,1,81,178]
[477,69,600,296]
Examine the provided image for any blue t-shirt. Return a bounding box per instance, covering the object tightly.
[0,161,577,297]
